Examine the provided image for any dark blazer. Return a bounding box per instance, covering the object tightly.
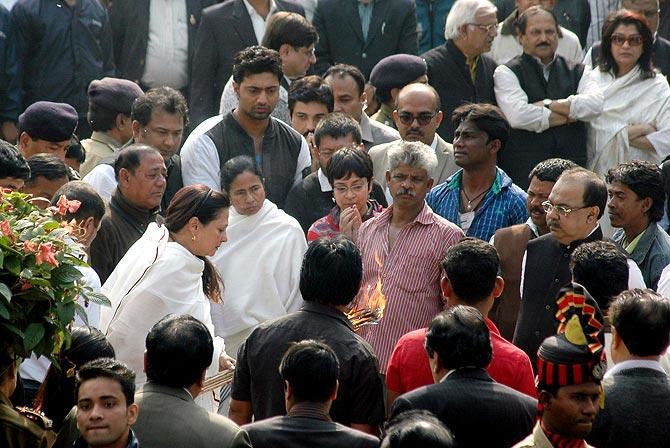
[588,367,670,448]
[391,368,537,448]
[109,0,215,88]
[189,0,304,127]
[313,0,418,78]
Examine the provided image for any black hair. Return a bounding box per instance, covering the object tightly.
[65,137,86,164]
[261,11,318,51]
[570,241,629,311]
[425,306,492,370]
[528,158,578,183]
[560,167,608,219]
[300,236,363,306]
[220,155,264,193]
[0,139,30,181]
[326,146,373,185]
[75,358,136,406]
[132,86,189,128]
[313,112,362,148]
[279,340,339,402]
[610,289,670,356]
[288,75,334,115]
[441,238,499,303]
[164,185,230,303]
[34,327,115,429]
[599,10,655,78]
[382,410,456,448]
[51,181,106,225]
[88,102,124,132]
[323,64,366,96]
[517,6,561,35]
[145,314,214,388]
[606,160,665,223]
[451,103,510,151]
[113,143,161,180]
[25,154,69,184]
[232,46,283,85]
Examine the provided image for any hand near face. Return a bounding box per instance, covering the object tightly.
[340,205,363,242]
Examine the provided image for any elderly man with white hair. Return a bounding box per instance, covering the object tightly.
[421,0,499,142]
[353,140,465,372]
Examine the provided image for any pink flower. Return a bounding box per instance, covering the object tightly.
[50,195,81,216]
[23,240,38,253]
[36,242,59,267]
[0,220,14,241]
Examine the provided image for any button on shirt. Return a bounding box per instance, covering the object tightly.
[354,203,464,370]
[244,0,277,44]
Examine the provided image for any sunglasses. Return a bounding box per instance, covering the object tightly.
[611,34,644,46]
[396,112,437,126]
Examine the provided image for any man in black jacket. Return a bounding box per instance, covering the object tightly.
[0,5,20,143]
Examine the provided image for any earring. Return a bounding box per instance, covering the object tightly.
[191,234,196,241]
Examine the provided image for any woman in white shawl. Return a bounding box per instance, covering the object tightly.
[585,10,670,178]
[99,185,234,405]
[210,156,307,358]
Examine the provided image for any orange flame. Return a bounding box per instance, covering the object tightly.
[347,251,386,329]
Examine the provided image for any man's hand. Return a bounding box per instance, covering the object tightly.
[219,353,236,371]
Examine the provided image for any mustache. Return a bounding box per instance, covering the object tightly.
[396,187,416,197]
[530,206,545,214]
[536,42,551,47]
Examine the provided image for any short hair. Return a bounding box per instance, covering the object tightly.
[0,139,30,181]
[232,45,283,85]
[25,154,69,184]
[441,238,499,303]
[382,410,456,448]
[517,6,560,35]
[261,11,318,51]
[606,160,664,223]
[300,236,363,306]
[425,305,492,369]
[313,112,362,148]
[220,155,264,193]
[528,158,578,183]
[387,140,438,176]
[610,289,670,356]
[75,358,136,406]
[451,103,510,151]
[51,181,105,224]
[599,10,655,78]
[279,340,339,402]
[444,0,497,40]
[66,137,86,164]
[145,314,214,388]
[132,87,189,128]
[113,143,161,180]
[288,75,334,116]
[326,146,374,185]
[559,168,608,219]
[323,64,366,96]
[88,102,124,132]
[570,241,629,311]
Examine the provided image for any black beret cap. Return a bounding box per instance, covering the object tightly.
[88,77,144,115]
[369,54,427,93]
[18,101,78,142]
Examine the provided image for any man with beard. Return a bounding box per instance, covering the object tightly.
[181,46,311,209]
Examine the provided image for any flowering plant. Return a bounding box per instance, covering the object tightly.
[0,189,110,362]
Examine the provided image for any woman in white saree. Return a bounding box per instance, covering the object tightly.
[210,156,307,359]
[99,185,234,409]
[585,10,670,178]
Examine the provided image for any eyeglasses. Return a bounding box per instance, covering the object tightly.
[541,200,590,217]
[333,182,368,195]
[142,127,184,142]
[610,34,644,47]
[468,22,498,33]
[396,112,437,126]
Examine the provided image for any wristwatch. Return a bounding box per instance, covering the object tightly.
[543,99,553,108]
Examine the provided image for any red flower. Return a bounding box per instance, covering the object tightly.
[36,242,59,267]
[50,195,81,216]
[0,220,14,242]
[23,240,38,253]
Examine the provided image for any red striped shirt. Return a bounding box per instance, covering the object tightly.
[354,203,464,370]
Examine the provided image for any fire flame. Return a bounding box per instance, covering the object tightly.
[347,251,387,330]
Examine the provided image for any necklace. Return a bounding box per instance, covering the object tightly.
[461,187,489,212]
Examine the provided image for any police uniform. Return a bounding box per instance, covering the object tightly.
[0,392,54,448]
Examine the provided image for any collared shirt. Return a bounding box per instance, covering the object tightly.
[354,203,464,369]
[624,228,646,253]
[357,0,375,41]
[243,0,277,44]
[466,55,479,82]
[287,402,331,421]
[317,168,332,192]
[427,167,528,242]
[142,0,188,89]
[605,359,666,379]
[79,131,123,177]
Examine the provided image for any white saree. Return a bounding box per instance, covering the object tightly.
[585,65,670,177]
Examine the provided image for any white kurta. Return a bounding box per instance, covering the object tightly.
[210,200,306,339]
[584,66,670,177]
[99,223,226,387]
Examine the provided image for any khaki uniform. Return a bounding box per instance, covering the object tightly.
[79,131,123,176]
[0,392,54,448]
[513,422,595,448]
[371,103,396,130]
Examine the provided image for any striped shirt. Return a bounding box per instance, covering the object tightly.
[354,203,464,370]
[426,168,528,242]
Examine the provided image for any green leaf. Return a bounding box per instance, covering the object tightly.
[23,323,45,352]
[4,256,20,275]
[0,300,9,319]
[55,302,75,326]
[3,323,23,337]
[0,249,4,268]
[81,290,111,307]
[74,304,89,327]
[0,282,10,303]
[51,265,83,284]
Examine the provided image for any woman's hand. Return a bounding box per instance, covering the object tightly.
[219,353,236,371]
[627,123,656,140]
[340,205,363,243]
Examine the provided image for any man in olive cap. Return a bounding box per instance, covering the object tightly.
[17,101,78,161]
[79,78,144,176]
[369,54,428,129]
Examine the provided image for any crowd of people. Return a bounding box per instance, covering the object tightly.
[2,0,670,447]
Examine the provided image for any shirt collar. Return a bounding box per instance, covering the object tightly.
[317,168,332,192]
[243,0,276,18]
[444,168,505,195]
[90,131,123,149]
[430,134,438,151]
[604,359,666,379]
[359,111,374,143]
[301,301,354,331]
[287,402,332,421]
[525,217,541,238]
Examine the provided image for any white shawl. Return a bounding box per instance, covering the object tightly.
[210,199,306,337]
[99,223,225,386]
[585,66,670,177]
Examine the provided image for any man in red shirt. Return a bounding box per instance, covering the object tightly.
[386,237,536,413]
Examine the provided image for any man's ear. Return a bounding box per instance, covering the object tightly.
[284,380,293,401]
[18,132,31,152]
[131,120,141,140]
[233,81,241,98]
[440,274,453,300]
[492,276,505,299]
[278,43,292,58]
[330,379,339,401]
[127,403,139,426]
[539,390,554,410]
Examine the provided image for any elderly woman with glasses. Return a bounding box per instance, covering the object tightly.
[584,10,670,178]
